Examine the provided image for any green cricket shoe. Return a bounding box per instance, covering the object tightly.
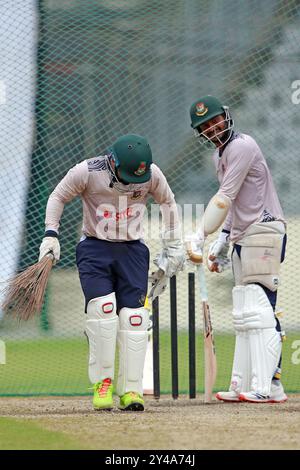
[119,392,145,411]
[91,378,113,410]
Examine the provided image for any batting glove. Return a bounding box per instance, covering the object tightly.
[207,230,230,273]
[185,231,205,265]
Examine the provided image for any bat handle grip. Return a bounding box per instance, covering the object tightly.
[198,263,208,301]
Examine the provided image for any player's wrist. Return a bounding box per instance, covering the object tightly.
[44,230,59,238]
[219,229,230,245]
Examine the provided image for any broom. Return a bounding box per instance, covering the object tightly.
[2,255,54,321]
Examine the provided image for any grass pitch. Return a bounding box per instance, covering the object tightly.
[0,417,84,450]
[0,395,300,450]
[0,333,299,396]
[0,334,300,450]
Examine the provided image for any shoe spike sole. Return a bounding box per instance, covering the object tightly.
[94,407,113,411]
[120,403,144,411]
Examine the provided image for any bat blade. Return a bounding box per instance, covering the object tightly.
[203,300,217,403]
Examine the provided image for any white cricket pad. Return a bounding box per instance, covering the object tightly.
[243,284,282,396]
[143,332,154,395]
[229,285,251,394]
[117,307,149,396]
[85,293,118,384]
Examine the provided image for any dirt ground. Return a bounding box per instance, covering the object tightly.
[1,394,300,450]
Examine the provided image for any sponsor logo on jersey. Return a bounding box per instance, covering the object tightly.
[134,161,147,176]
[99,207,133,221]
[131,190,142,200]
[195,102,208,116]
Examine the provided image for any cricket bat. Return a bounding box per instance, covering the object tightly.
[198,263,217,403]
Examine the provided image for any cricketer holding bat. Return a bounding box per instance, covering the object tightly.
[38,134,185,411]
[188,96,287,403]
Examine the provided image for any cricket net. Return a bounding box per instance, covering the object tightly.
[1,0,300,395]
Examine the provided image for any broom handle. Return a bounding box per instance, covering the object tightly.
[43,252,55,265]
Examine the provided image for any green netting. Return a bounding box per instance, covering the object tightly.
[1,0,300,395]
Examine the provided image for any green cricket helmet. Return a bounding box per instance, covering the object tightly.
[190,95,234,147]
[108,134,152,184]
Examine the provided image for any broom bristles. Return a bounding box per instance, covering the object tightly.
[1,257,53,321]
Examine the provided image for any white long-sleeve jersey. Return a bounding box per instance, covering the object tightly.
[212,133,285,242]
[45,156,179,241]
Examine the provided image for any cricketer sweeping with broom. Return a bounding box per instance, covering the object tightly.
[36,134,184,411]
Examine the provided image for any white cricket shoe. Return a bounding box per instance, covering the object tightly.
[239,381,288,403]
[216,390,241,402]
